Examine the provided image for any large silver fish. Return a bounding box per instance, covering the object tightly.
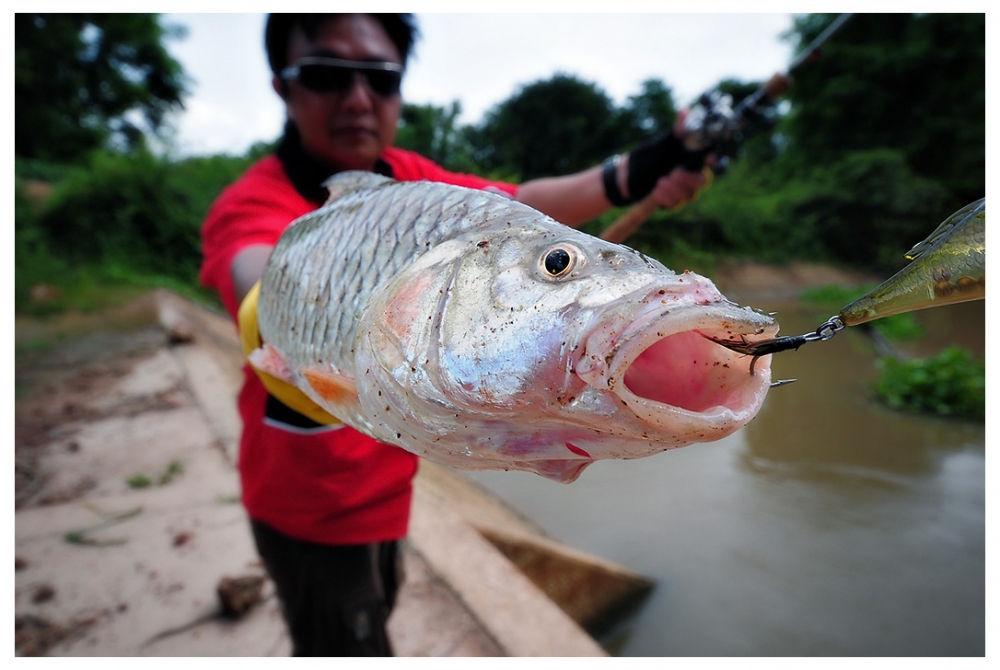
[249,171,779,483]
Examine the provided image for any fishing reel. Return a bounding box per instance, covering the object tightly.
[677,90,749,174]
[681,90,741,152]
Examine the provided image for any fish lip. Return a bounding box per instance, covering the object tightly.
[574,292,779,426]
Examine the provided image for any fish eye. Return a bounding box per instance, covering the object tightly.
[541,246,576,278]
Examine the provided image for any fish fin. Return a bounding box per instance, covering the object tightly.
[247,343,294,384]
[527,458,593,484]
[904,197,985,261]
[321,171,393,204]
[904,220,953,260]
[300,367,359,407]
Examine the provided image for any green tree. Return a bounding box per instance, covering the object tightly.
[689,12,989,271]
[779,13,984,206]
[15,13,189,163]
[469,73,627,180]
[395,101,477,173]
[619,78,678,143]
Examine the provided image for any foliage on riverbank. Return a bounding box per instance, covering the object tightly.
[875,347,985,419]
[15,148,269,314]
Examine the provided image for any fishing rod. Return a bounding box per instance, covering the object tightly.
[600,13,854,244]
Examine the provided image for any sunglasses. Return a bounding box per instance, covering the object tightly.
[280,57,404,97]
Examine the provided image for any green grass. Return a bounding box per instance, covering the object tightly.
[799,284,867,307]
[157,460,184,485]
[16,256,217,318]
[125,460,185,489]
[125,474,153,489]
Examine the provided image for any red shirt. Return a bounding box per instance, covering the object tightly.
[200,147,517,545]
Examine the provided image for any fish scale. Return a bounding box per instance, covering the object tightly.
[260,177,521,366]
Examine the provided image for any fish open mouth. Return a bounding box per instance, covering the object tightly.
[576,300,779,430]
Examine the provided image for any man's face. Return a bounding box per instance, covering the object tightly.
[276,15,403,171]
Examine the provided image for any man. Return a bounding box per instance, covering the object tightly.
[200,13,709,656]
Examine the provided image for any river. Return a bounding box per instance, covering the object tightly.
[467,297,985,656]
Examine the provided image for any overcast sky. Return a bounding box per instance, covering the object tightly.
[159,12,802,157]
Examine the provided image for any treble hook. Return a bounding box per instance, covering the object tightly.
[708,316,846,378]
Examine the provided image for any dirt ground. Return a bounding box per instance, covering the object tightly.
[14,292,276,656]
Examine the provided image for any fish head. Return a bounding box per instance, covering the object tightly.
[356,218,779,483]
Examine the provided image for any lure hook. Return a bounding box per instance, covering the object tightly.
[708,316,846,377]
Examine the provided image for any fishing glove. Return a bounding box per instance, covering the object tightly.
[625,131,693,203]
[604,131,706,206]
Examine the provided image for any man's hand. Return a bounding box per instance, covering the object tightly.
[644,108,715,210]
[648,164,712,211]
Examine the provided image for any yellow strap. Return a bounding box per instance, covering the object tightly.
[238,281,343,426]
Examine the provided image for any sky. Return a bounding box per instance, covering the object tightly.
[158,12,801,157]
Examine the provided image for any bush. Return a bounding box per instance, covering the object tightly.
[37,150,243,283]
[16,150,254,313]
[641,149,955,272]
[874,346,984,419]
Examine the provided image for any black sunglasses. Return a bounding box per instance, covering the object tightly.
[280,57,404,97]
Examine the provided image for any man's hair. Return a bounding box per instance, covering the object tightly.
[265,13,419,76]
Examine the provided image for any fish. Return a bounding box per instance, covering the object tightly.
[249,171,779,483]
[839,198,985,326]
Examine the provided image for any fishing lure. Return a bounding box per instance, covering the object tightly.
[709,198,985,376]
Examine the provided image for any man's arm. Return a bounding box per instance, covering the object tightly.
[515,114,710,227]
[231,243,275,305]
[516,159,708,228]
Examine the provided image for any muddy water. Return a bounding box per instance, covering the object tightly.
[468,298,985,656]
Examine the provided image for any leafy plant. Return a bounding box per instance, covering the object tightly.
[125,474,152,489]
[874,346,984,418]
[15,149,252,315]
[868,313,924,342]
[64,505,143,546]
[125,460,184,489]
[157,460,184,485]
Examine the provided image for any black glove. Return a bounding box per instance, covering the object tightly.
[626,131,693,203]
